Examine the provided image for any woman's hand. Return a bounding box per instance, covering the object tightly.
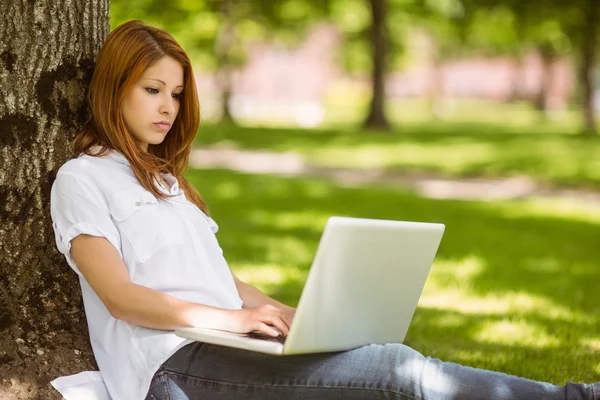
[228,304,295,337]
[280,305,296,328]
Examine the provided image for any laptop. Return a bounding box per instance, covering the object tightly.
[175,216,445,355]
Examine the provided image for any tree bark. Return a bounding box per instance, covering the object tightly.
[508,54,525,103]
[534,45,556,114]
[363,0,391,131]
[427,47,445,120]
[215,0,236,124]
[581,0,598,135]
[0,1,108,398]
[508,3,527,103]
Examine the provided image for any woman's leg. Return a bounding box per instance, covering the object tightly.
[146,342,599,400]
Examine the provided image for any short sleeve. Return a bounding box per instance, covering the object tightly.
[206,216,219,234]
[50,171,122,276]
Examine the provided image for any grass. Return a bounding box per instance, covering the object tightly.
[194,100,600,189]
[185,167,600,385]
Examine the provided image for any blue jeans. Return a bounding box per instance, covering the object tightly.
[145,342,599,400]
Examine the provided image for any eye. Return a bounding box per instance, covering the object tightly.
[145,87,159,94]
[173,92,183,100]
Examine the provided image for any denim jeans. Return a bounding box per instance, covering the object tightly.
[145,342,599,400]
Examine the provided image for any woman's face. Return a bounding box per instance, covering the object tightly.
[121,56,184,152]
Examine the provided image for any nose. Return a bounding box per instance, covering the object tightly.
[159,95,177,116]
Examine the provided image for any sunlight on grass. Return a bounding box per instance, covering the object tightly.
[186,168,600,382]
[419,290,585,322]
[239,234,315,267]
[232,263,307,291]
[213,181,243,199]
[322,98,584,134]
[474,320,560,349]
[196,101,600,188]
[421,257,587,323]
[248,210,331,231]
[310,141,498,174]
[305,135,600,185]
[426,255,485,288]
[581,338,600,351]
[450,348,489,364]
[495,198,600,223]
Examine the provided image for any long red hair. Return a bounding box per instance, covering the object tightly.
[74,20,208,213]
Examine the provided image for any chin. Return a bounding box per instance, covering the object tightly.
[148,134,168,145]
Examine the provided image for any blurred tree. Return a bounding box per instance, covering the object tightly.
[214,0,236,122]
[496,2,569,114]
[324,0,410,130]
[113,0,598,132]
[112,0,328,125]
[508,0,597,134]
[363,0,391,129]
[411,0,470,119]
[0,1,108,398]
[579,0,598,135]
[444,0,564,114]
[112,0,419,131]
[462,0,597,134]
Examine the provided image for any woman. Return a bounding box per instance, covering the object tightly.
[50,20,599,400]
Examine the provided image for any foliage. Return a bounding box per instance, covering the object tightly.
[462,0,592,58]
[185,166,600,383]
[111,0,329,69]
[194,100,600,188]
[110,0,596,74]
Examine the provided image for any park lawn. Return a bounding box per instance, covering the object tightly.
[194,102,600,190]
[186,167,600,384]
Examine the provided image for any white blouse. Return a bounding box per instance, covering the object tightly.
[50,147,243,400]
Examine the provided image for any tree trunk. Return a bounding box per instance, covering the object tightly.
[427,48,447,120]
[508,3,527,103]
[0,1,108,399]
[534,45,556,114]
[363,0,391,131]
[215,0,236,124]
[581,0,598,135]
[220,85,234,123]
[508,54,525,103]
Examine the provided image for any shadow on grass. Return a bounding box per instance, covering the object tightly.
[195,122,600,189]
[196,121,600,149]
[407,307,599,384]
[186,168,600,382]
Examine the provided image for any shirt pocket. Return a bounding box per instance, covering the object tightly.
[108,190,186,264]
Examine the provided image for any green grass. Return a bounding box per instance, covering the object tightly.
[185,167,600,385]
[320,97,584,131]
[194,101,600,189]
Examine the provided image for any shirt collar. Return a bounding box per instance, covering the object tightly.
[106,149,130,166]
[157,172,180,195]
[87,145,182,195]
[87,145,130,166]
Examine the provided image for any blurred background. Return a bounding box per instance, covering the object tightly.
[112,0,600,383]
[112,0,599,133]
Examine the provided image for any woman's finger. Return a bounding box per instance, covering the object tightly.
[255,322,281,337]
[279,312,293,332]
[261,315,289,336]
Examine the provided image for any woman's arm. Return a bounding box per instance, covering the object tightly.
[70,234,235,330]
[70,234,291,336]
[232,275,287,309]
[233,275,296,328]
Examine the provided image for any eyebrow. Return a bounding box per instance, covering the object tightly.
[145,78,184,89]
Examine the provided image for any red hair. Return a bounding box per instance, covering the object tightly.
[74,20,208,213]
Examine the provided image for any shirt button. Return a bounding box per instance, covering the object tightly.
[135,201,141,207]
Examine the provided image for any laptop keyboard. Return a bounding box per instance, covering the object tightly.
[244,332,287,344]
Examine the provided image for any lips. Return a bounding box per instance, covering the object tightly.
[153,122,171,131]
